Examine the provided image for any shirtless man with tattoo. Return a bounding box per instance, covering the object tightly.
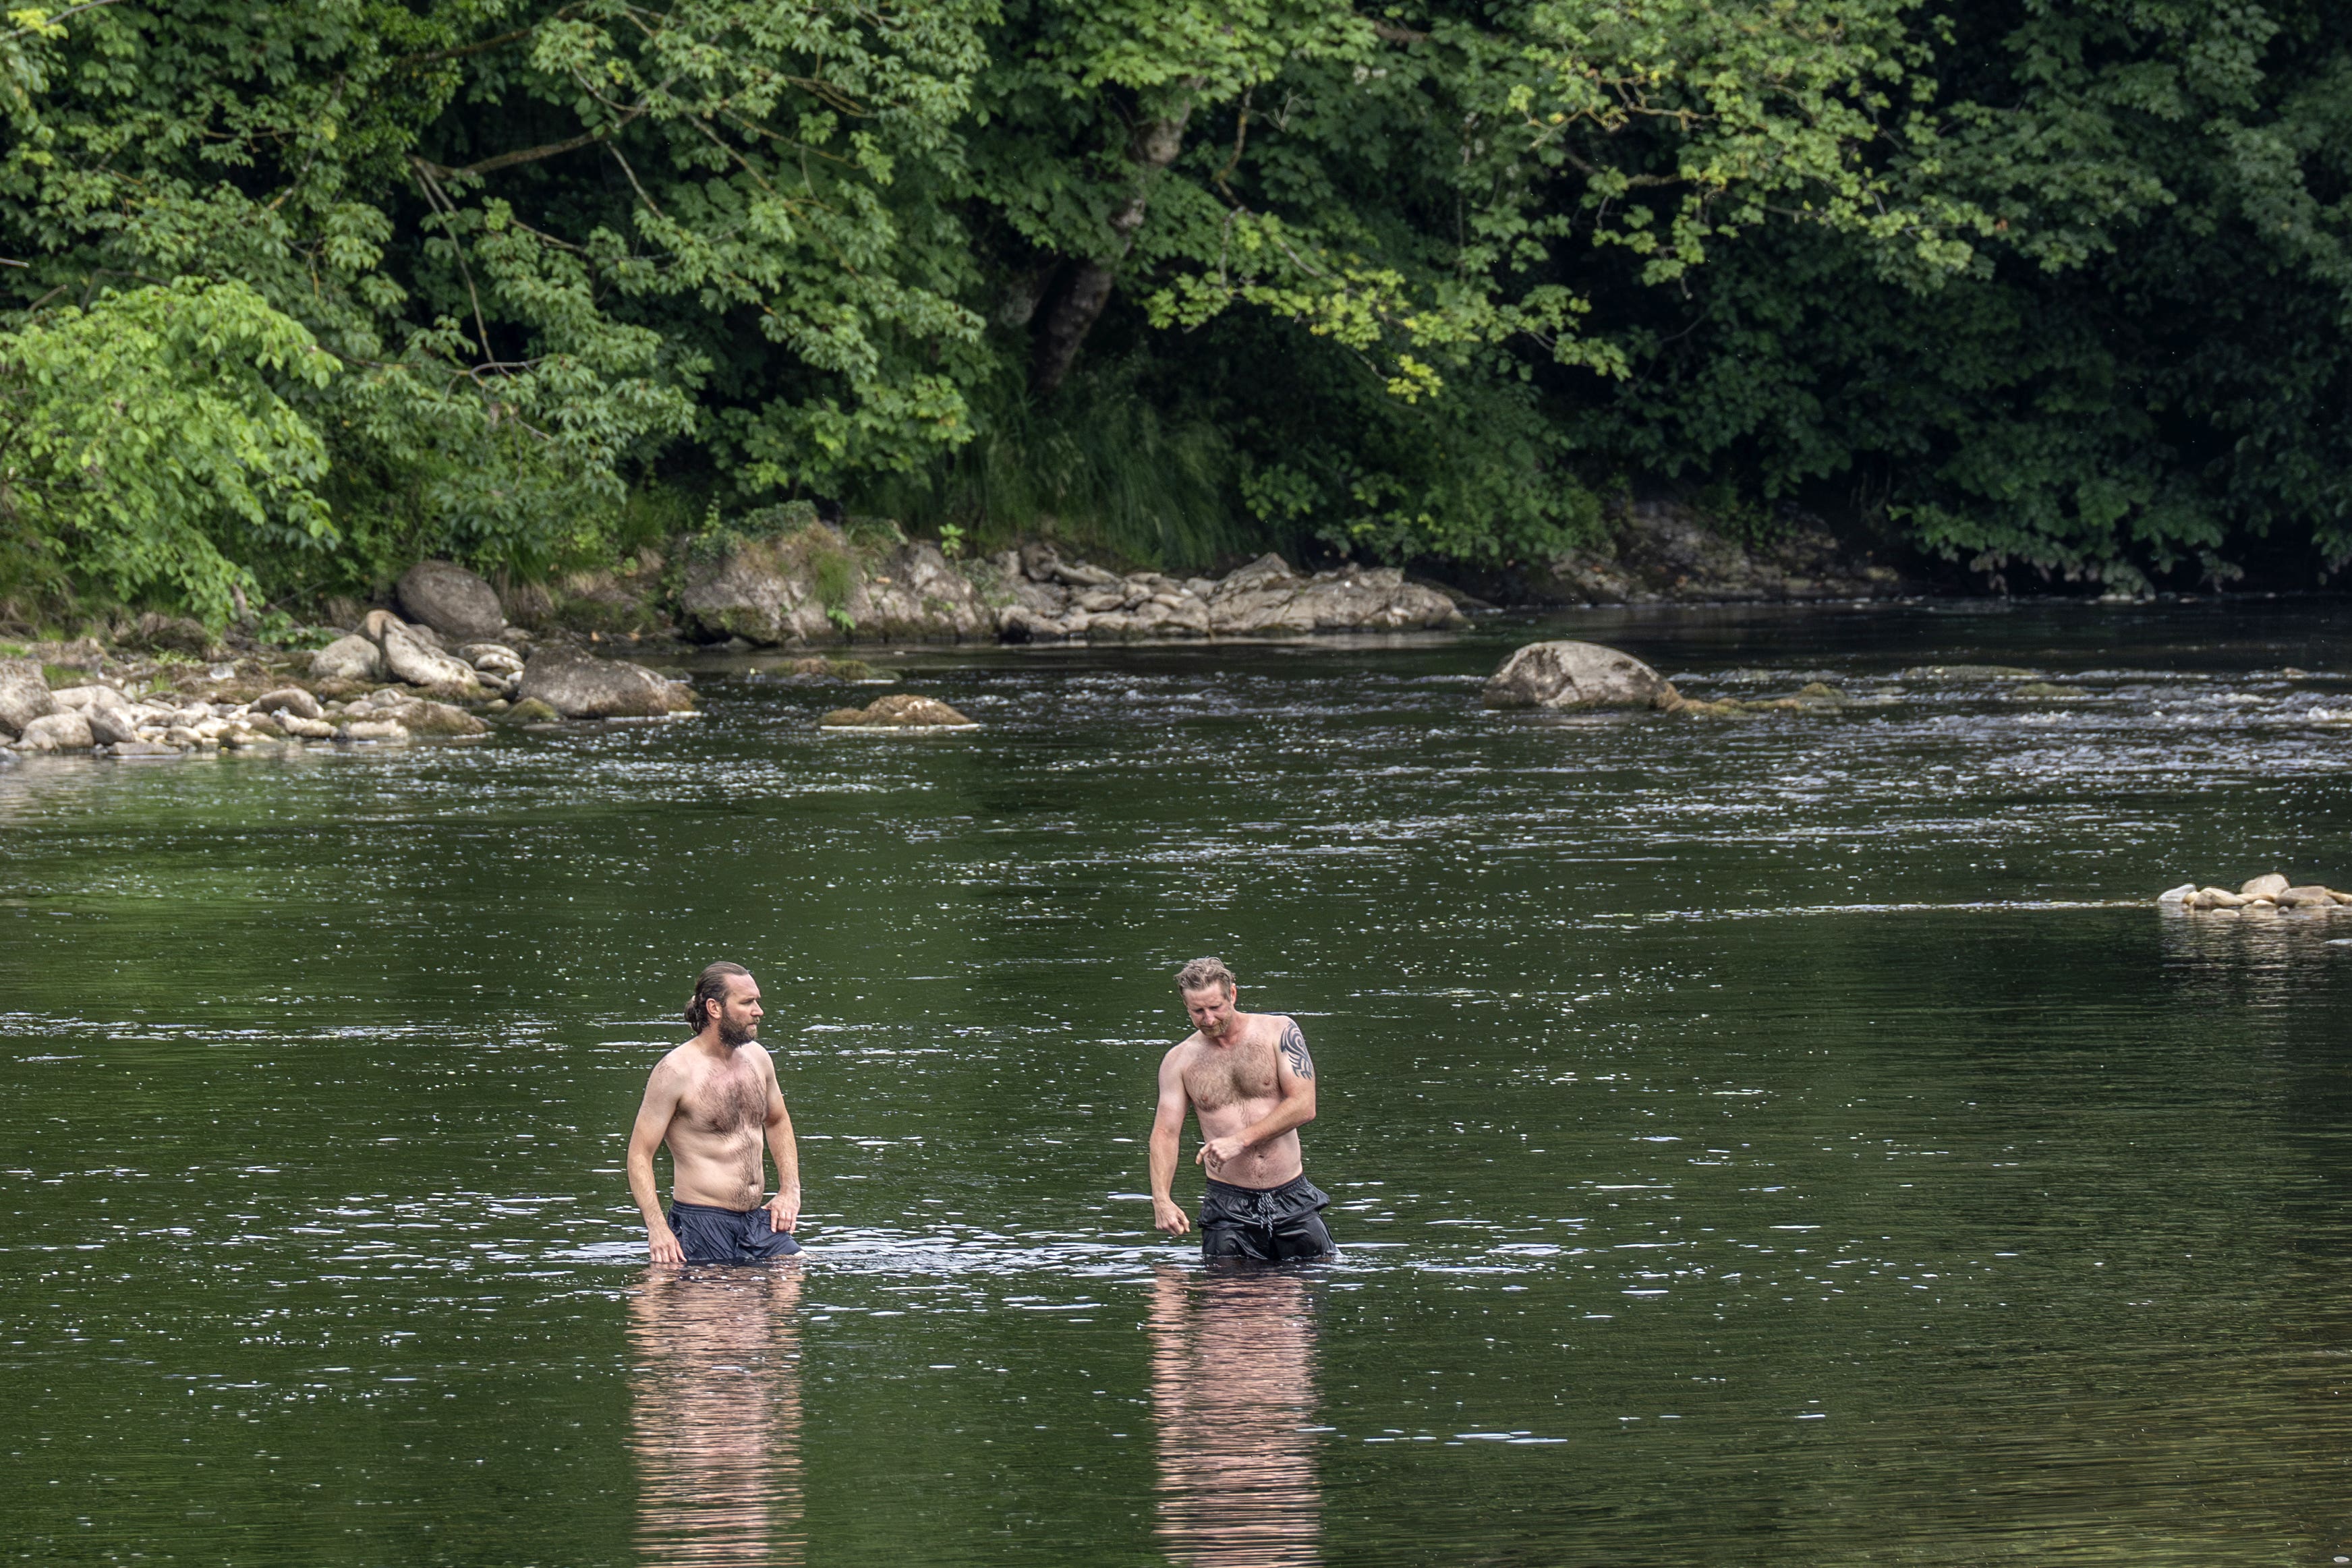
[627,961,803,1265]
[1149,957,1335,1262]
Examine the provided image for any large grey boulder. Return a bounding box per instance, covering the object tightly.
[84,705,140,746]
[397,560,507,641]
[0,658,55,739]
[1482,641,1680,710]
[858,543,994,641]
[679,535,992,645]
[679,538,836,645]
[310,635,384,683]
[14,711,94,751]
[516,645,695,718]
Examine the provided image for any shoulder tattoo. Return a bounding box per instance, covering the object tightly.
[1279,1020,1314,1080]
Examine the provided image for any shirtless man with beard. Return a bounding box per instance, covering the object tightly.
[1149,957,1335,1262]
[627,962,803,1265]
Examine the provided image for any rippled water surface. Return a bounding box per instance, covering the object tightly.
[6,600,2352,1565]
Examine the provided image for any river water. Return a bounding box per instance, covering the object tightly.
[5,600,2352,1565]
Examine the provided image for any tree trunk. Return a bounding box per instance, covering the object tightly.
[1031,106,1193,397]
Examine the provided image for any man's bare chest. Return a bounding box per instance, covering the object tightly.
[677,1068,765,1138]
[1184,1039,1278,1111]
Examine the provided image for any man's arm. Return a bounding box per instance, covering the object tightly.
[627,1059,687,1265]
[762,1051,801,1234]
[1149,1050,1193,1238]
[1197,1018,1317,1173]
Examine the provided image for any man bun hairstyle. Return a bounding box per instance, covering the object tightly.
[685,960,752,1030]
[1176,956,1236,996]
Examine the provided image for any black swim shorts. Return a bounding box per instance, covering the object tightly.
[666,1200,802,1265]
[1199,1173,1336,1262]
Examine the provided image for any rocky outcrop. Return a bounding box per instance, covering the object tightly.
[819,693,977,730]
[516,645,696,718]
[681,532,993,646]
[0,658,57,738]
[679,523,1459,647]
[1526,500,1908,606]
[1482,641,1682,711]
[2159,873,2352,912]
[309,612,522,699]
[988,548,1460,643]
[396,560,508,641]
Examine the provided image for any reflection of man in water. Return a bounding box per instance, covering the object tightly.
[1150,1265,1322,1566]
[628,961,803,1265]
[1149,957,1336,1261]
[629,1267,804,1567]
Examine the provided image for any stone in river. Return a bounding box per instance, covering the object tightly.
[379,622,482,693]
[504,697,561,723]
[2278,885,2339,909]
[515,645,695,718]
[1481,641,1680,711]
[396,560,507,641]
[820,693,977,729]
[254,687,325,721]
[84,705,140,746]
[2157,883,2197,905]
[337,718,410,743]
[2239,873,2289,901]
[102,739,183,760]
[310,634,385,683]
[368,697,490,737]
[13,711,94,751]
[0,658,57,738]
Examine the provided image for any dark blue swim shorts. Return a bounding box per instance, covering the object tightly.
[666,1200,802,1264]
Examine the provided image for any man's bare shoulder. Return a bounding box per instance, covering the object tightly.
[1161,1033,1216,1074]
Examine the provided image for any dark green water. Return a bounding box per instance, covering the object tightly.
[5,601,2352,1566]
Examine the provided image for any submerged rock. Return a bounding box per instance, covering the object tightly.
[820,693,977,730]
[1482,641,1680,711]
[516,645,695,718]
[397,560,507,642]
[1899,664,2039,681]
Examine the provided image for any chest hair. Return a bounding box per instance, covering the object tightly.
[685,1067,766,1137]
[1186,1036,1278,1111]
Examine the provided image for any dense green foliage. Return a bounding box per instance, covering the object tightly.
[0,0,2345,622]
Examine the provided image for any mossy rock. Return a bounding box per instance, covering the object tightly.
[2010,681,2085,699]
[786,655,894,684]
[505,697,562,723]
[551,590,668,637]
